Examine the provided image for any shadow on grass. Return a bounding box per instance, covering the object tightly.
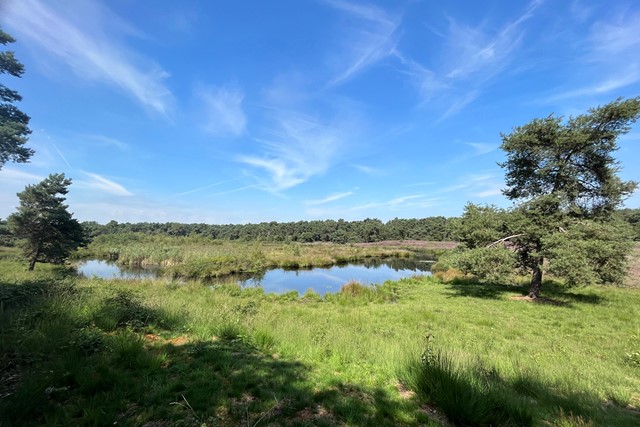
[403,349,639,427]
[443,278,604,306]
[1,281,423,426]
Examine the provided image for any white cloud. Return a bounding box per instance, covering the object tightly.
[304,191,353,206]
[465,142,498,156]
[353,164,385,176]
[324,0,400,86]
[477,188,503,198]
[590,11,640,55]
[0,168,46,218]
[2,0,173,115]
[198,85,247,137]
[401,0,542,117]
[79,172,133,197]
[83,134,130,151]
[0,168,44,184]
[176,179,238,197]
[238,111,349,192]
[349,194,438,212]
[543,9,640,103]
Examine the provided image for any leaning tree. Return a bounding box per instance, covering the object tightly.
[8,173,85,270]
[453,97,640,298]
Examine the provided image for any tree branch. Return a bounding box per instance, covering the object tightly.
[486,234,525,248]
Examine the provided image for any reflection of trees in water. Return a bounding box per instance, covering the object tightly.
[198,256,434,289]
[359,257,434,272]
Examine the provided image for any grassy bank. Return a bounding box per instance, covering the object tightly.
[81,234,415,279]
[1,249,639,426]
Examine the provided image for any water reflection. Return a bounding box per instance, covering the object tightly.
[76,257,433,295]
[216,257,433,295]
[76,260,158,280]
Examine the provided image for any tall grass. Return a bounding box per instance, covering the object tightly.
[401,346,533,426]
[84,233,412,279]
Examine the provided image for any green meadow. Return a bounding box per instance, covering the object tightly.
[1,243,639,426]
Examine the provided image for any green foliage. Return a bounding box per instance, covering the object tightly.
[543,219,633,286]
[453,98,640,297]
[453,203,509,248]
[95,289,160,331]
[445,247,517,284]
[500,97,640,217]
[80,215,458,243]
[8,173,85,270]
[0,27,33,169]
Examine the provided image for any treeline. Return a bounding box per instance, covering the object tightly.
[80,217,456,243]
[2,208,639,247]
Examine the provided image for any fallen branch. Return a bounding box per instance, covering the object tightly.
[486,234,525,248]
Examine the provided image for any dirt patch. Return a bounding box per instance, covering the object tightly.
[418,404,453,427]
[395,382,416,399]
[143,334,190,346]
[293,404,338,425]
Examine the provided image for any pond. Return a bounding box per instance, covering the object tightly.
[76,260,159,280]
[76,257,433,295]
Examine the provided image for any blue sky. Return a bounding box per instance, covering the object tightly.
[1,0,639,224]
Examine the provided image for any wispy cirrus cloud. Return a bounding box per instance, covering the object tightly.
[79,172,133,197]
[0,168,44,184]
[83,134,130,151]
[544,9,640,103]
[197,85,247,137]
[2,0,173,115]
[304,191,354,206]
[352,164,386,176]
[349,194,439,212]
[402,0,542,117]
[443,1,542,81]
[324,0,400,86]
[238,111,350,192]
[465,142,498,156]
[429,172,504,199]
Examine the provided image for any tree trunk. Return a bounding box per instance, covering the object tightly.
[528,257,543,298]
[28,248,40,271]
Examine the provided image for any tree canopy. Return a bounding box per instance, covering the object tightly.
[0,27,33,169]
[451,98,640,297]
[8,173,85,270]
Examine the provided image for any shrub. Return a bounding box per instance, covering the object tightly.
[439,247,516,284]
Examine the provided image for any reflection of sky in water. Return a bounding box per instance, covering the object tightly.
[239,261,431,295]
[77,260,157,280]
[77,258,433,295]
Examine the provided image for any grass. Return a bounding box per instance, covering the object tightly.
[1,245,640,426]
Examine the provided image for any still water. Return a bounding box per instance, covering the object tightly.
[76,260,159,280]
[76,257,433,295]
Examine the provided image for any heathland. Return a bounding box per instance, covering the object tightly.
[1,239,639,426]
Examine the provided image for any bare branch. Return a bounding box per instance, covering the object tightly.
[486,234,525,248]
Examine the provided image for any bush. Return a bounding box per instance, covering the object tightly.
[439,247,516,284]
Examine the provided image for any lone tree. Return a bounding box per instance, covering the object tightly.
[0,27,33,169]
[452,98,640,298]
[8,173,85,270]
